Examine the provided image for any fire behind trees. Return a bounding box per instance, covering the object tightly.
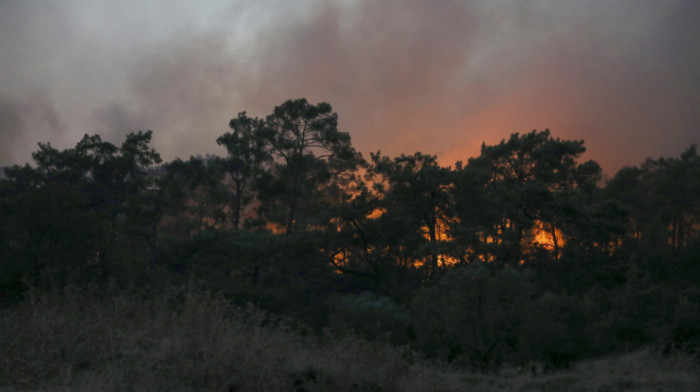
[1,98,699,370]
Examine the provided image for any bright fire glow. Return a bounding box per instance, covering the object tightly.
[366,208,385,219]
[420,216,461,267]
[527,220,565,260]
[531,220,564,250]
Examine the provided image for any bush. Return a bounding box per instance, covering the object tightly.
[664,294,700,361]
[327,291,411,343]
[519,293,577,370]
[411,264,535,370]
[0,284,435,391]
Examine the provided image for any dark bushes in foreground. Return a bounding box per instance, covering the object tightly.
[0,284,421,392]
[1,285,698,392]
[410,263,700,370]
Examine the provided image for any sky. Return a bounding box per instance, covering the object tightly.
[1,0,699,175]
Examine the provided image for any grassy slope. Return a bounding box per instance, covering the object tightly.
[1,286,697,392]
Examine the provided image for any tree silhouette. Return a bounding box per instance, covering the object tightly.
[465,130,600,263]
[368,151,452,277]
[0,131,161,288]
[216,112,271,230]
[257,98,363,233]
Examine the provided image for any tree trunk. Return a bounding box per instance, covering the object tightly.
[286,196,297,234]
[549,222,560,259]
[428,214,438,278]
[150,221,159,270]
[233,192,241,230]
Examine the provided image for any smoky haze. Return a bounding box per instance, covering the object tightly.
[1,0,698,174]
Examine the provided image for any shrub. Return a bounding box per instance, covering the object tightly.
[664,294,700,361]
[327,291,411,343]
[411,264,535,370]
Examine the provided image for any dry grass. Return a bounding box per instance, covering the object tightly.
[1,284,697,392]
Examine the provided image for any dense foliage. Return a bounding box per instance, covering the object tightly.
[1,98,699,371]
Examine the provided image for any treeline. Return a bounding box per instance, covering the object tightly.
[1,98,699,370]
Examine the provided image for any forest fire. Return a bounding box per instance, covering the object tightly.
[2,0,700,385]
[529,220,564,255]
[2,100,698,385]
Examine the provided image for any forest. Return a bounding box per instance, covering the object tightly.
[1,98,699,388]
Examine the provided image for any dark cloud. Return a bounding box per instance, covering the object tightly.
[90,102,146,141]
[1,0,698,174]
[0,97,24,165]
[244,0,479,156]
[0,93,65,166]
[229,0,700,173]
[87,33,243,158]
[456,0,700,172]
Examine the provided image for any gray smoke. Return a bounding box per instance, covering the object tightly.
[0,93,65,166]
[1,0,698,174]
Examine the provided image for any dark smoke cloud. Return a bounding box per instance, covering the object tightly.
[1,0,698,174]
[244,0,480,156]
[0,93,65,166]
[230,0,700,172]
[88,33,243,158]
